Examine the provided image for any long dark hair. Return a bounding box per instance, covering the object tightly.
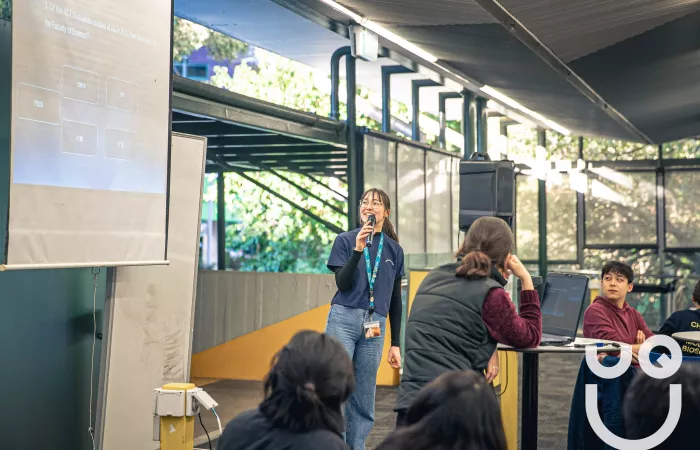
[360,188,399,242]
[259,330,355,435]
[456,217,514,279]
[377,371,507,450]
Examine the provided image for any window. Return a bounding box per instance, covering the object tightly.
[665,171,700,248]
[584,138,657,161]
[397,144,426,255]
[173,63,210,81]
[516,174,538,261]
[585,170,656,245]
[663,138,700,159]
[546,174,577,261]
[546,132,578,161]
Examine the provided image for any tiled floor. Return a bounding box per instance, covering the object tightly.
[194,352,584,450]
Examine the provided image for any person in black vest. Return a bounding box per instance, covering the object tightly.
[218,330,353,450]
[377,370,507,450]
[394,216,542,426]
[658,280,700,356]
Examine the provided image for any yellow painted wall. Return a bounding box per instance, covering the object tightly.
[191,303,400,385]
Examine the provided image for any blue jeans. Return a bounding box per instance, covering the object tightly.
[325,304,386,450]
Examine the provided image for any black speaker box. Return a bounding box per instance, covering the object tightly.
[459,159,515,230]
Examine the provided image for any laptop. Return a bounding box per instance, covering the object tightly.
[539,273,589,346]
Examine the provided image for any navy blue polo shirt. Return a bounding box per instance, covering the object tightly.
[327,229,405,317]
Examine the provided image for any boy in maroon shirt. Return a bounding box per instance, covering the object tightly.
[583,261,654,361]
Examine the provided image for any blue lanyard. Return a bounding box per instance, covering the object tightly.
[363,232,384,314]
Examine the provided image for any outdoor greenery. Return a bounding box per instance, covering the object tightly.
[173,17,248,62]
[0,0,10,20]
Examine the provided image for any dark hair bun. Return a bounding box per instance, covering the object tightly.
[456,250,491,279]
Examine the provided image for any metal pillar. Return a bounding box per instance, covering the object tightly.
[537,130,548,278]
[476,96,488,155]
[576,136,585,268]
[462,90,476,159]
[411,79,441,142]
[656,143,667,319]
[438,92,462,149]
[381,66,413,133]
[216,170,226,270]
[346,53,360,230]
[330,46,351,121]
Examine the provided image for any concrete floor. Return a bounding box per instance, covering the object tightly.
[194,352,584,450]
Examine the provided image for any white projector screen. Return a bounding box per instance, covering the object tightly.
[4,0,172,268]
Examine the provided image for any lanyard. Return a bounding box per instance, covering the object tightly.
[363,232,384,315]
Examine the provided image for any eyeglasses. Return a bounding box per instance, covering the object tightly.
[360,200,384,208]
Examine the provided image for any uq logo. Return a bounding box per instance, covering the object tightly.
[584,335,683,450]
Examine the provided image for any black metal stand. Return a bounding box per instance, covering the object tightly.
[521,353,540,450]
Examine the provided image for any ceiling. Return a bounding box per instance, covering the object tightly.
[175,0,700,144]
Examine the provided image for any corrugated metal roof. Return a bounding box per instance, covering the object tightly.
[500,0,700,61]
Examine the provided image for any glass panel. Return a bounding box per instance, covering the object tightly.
[1,0,9,21]
[452,158,461,253]
[664,252,700,312]
[626,292,663,331]
[516,174,538,261]
[546,174,577,261]
[583,249,661,281]
[506,124,537,162]
[663,138,700,159]
[363,135,397,230]
[425,152,453,254]
[397,143,426,255]
[584,138,657,161]
[585,170,656,245]
[665,171,700,248]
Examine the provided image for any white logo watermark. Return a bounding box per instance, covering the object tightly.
[584,335,683,450]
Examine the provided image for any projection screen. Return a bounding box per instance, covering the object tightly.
[3,0,172,269]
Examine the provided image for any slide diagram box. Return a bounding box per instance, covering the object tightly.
[61,120,98,156]
[106,77,139,113]
[105,128,136,160]
[16,83,61,125]
[62,66,99,104]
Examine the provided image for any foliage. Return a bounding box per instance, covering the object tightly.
[0,0,10,20]
[172,18,248,62]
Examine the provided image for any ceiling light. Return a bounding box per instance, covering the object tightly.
[319,0,439,63]
[480,85,571,136]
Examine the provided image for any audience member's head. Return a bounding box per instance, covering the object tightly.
[624,363,700,448]
[601,261,635,302]
[378,370,507,450]
[456,216,514,280]
[693,279,700,308]
[259,330,354,435]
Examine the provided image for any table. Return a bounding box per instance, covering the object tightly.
[672,331,700,343]
[498,338,621,450]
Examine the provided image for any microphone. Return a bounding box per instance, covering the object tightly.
[366,214,376,248]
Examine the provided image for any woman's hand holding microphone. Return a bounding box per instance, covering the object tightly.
[354,221,374,252]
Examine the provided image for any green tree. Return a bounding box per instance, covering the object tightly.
[172,18,248,62]
[0,0,10,20]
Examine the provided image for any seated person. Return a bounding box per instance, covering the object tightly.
[377,370,507,450]
[583,261,654,362]
[217,330,353,450]
[658,280,700,356]
[624,364,700,449]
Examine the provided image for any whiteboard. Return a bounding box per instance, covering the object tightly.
[96,133,206,450]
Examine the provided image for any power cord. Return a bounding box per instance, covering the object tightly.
[198,412,213,450]
[212,407,223,437]
[88,267,100,450]
[496,352,509,397]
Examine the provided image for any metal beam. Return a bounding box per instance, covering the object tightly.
[476,96,488,155]
[538,130,548,278]
[346,53,361,230]
[412,79,441,141]
[381,66,414,133]
[462,90,476,159]
[214,159,345,235]
[576,136,585,268]
[331,46,352,121]
[217,170,226,270]
[439,92,462,149]
[205,134,309,147]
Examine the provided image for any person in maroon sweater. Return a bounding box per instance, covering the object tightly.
[583,261,654,362]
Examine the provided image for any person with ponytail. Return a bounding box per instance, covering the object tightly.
[218,330,354,450]
[394,216,542,426]
[325,188,405,450]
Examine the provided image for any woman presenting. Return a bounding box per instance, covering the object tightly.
[326,188,404,450]
[394,216,542,426]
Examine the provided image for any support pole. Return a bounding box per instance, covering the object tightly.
[439,92,462,149]
[411,79,441,142]
[537,130,548,278]
[346,54,360,230]
[576,136,585,268]
[216,169,226,270]
[476,96,488,155]
[462,90,476,159]
[381,66,413,133]
[330,46,351,121]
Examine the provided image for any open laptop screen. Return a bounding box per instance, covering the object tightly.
[541,273,589,339]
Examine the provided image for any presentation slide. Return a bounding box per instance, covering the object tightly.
[6,0,172,267]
